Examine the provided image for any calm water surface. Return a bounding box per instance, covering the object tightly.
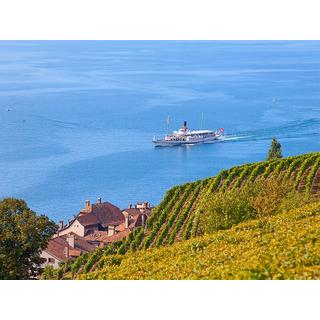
[0,41,319,220]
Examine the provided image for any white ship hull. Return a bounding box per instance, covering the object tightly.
[153,135,223,147]
[152,121,224,147]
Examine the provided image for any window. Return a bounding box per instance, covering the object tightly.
[48,258,55,263]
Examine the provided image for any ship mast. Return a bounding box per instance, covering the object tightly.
[166,115,170,133]
[200,112,204,129]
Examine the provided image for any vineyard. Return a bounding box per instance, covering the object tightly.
[44,152,320,279]
[78,200,320,280]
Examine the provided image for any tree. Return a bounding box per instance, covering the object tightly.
[267,138,282,160]
[0,198,57,279]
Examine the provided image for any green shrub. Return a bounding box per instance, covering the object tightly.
[200,184,257,233]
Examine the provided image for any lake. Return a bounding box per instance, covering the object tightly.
[0,41,319,221]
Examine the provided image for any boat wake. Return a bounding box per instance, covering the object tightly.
[220,135,251,142]
[223,118,320,144]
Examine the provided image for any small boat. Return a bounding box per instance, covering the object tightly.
[152,121,224,147]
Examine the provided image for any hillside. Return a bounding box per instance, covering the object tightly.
[79,201,320,280]
[46,152,320,279]
[137,152,320,249]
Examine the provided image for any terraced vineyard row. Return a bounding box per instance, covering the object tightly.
[79,200,320,280]
[49,152,320,279]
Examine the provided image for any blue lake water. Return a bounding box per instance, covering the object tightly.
[0,41,319,221]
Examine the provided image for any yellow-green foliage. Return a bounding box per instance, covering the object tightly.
[52,152,320,279]
[199,175,317,235]
[79,201,320,280]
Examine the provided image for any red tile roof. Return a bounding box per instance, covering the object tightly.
[83,229,130,244]
[78,214,99,226]
[101,229,130,243]
[122,208,142,216]
[122,207,153,217]
[45,237,69,261]
[78,202,124,227]
[63,233,96,252]
[84,230,109,242]
[45,233,96,261]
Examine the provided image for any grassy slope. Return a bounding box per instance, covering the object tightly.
[79,201,320,280]
[53,152,320,279]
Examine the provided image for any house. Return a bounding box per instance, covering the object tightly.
[57,197,125,237]
[42,199,154,269]
[118,207,150,231]
[119,202,152,230]
[84,202,153,245]
[40,233,96,269]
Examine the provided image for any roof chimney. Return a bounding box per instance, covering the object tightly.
[128,203,132,209]
[97,197,102,204]
[58,220,64,230]
[85,200,91,207]
[108,225,115,237]
[63,246,69,258]
[123,211,130,229]
[66,234,75,248]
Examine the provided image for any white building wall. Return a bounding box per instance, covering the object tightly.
[40,251,62,270]
[58,219,85,237]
